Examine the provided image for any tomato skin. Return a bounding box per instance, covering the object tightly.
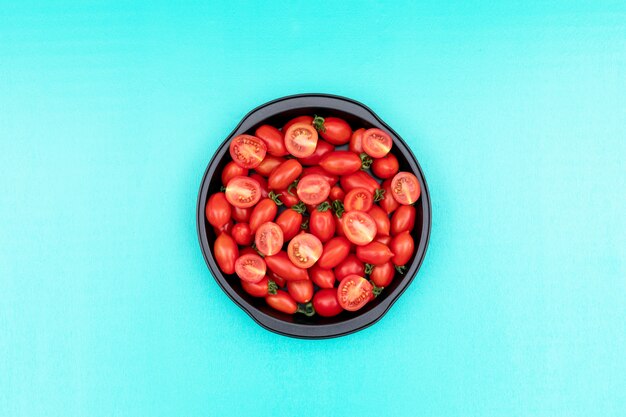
[231,222,253,245]
[213,219,233,236]
[334,254,365,280]
[222,161,248,186]
[344,188,373,212]
[390,231,414,266]
[390,172,421,205]
[254,222,284,256]
[265,251,309,281]
[254,155,285,177]
[276,189,299,207]
[225,176,262,208]
[205,192,231,228]
[337,275,373,312]
[362,128,392,158]
[232,206,251,223]
[268,270,287,288]
[249,173,269,198]
[287,233,323,269]
[379,179,400,214]
[255,124,288,157]
[266,290,298,314]
[287,279,314,303]
[335,216,345,237]
[268,159,303,190]
[283,115,313,132]
[340,171,380,195]
[329,185,345,201]
[297,174,331,205]
[310,208,336,243]
[318,237,351,269]
[239,247,257,257]
[275,208,303,242]
[372,153,399,179]
[241,276,273,297]
[342,211,377,246]
[249,198,278,232]
[301,166,338,186]
[390,205,416,236]
[284,123,318,158]
[368,205,390,236]
[356,242,394,265]
[312,289,344,317]
[229,134,267,169]
[370,262,395,287]
[316,116,352,145]
[349,128,365,154]
[375,235,392,246]
[214,233,239,274]
[319,151,362,175]
[298,140,334,166]
[309,265,336,289]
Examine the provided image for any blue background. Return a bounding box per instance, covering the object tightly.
[1,1,625,416]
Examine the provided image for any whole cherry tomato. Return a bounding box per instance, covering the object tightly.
[214,233,239,274]
[222,161,248,186]
[213,219,233,236]
[370,262,395,287]
[283,115,313,132]
[367,205,390,236]
[312,289,344,317]
[298,140,334,166]
[313,116,352,145]
[249,198,278,232]
[277,189,299,207]
[265,290,298,314]
[254,155,285,177]
[390,231,414,266]
[231,223,253,245]
[372,153,399,179]
[309,264,336,289]
[241,276,278,298]
[268,159,303,190]
[275,206,304,242]
[349,128,365,154]
[379,179,400,214]
[335,215,346,237]
[205,192,231,228]
[232,206,252,223]
[390,205,416,236]
[229,134,267,169]
[287,279,314,303]
[340,171,380,195]
[268,270,287,288]
[309,204,336,243]
[375,235,392,246]
[356,242,394,265]
[329,185,345,201]
[265,251,309,281]
[334,254,365,280]
[255,124,288,157]
[317,237,351,269]
[319,151,362,175]
[301,166,338,186]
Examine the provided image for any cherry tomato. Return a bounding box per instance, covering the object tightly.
[239,247,258,257]
[340,171,380,195]
[249,173,269,198]
[214,233,239,274]
[205,192,231,228]
[275,208,303,242]
[268,159,302,190]
[367,205,390,236]
[232,206,252,223]
[329,185,345,201]
[334,254,365,280]
[255,124,288,157]
[309,264,335,289]
[372,153,399,179]
[379,179,400,214]
[301,166,338,186]
[287,233,323,269]
[375,235,392,246]
[309,206,335,243]
[356,242,394,265]
[317,237,351,269]
[342,211,377,246]
[390,231,414,266]
[265,251,309,281]
[344,188,373,212]
[299,140,335,167]
[313,116,352,145]
[277,189,299,207]
[229,134,267,169]
[287,279,314,303]
[335,216,345,237]
[213,219,233,236]
[268,270,287,288]
[234,253,266,283]
[284,122,318,158]
[349,128,365,154]
[231,222,253,245]
[249,198,278,232]
[312,289,344,317]
[362,128,392,158]
[266,290,298,314]
[370,262,395,287]
[221,161,248,186]
[337,275,372,312]
[391,172,421,205]
[319,151,362,175]
[283,115,313,132]
[225,176,261,208]
[241,276,277,298]
[254,155,285,177]
[390,205,416,236]
[297,174,330,205]
[254,222,284,256]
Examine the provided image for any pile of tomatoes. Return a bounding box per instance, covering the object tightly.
[206,115,420,317]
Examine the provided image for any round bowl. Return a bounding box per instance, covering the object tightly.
[196,93,431,338]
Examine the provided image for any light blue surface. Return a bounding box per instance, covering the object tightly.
[1,1,625,416]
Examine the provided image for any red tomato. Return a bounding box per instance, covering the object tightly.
[205,192,231,228]
[231,223,253,245]
[334,254,365,280]
[255,124,288,157]
[340,171,380,195]
[329,185,345,201]
[239,247,257,257]
[232,206,251,223]
[284,123,318,158]
[301,166,338,186]
[229,134,267,169]
[225,176,261,208]
[379,179,400,214]
[309,265,335,289]
[317,237,351,269]
[372,153,399,179]
[390,172,421,205]
[312,289,344,317]
[254,155,285,177]
[349,128,365,154]
[266,290,298,314]
[221,161,248,186]
[367,205,390,236]
[375,235,392,246]
[277,189,299,207]
[362,128,392,158]
[337,275,372,312]
[319,151,362,175]
[342,211,377,246]
[213,219,233,236]
[249,173,269,198]
[268,270,287,288]
[309,207,335,243]
[287,279,314,303]
[283,115,313,132]
[214,234,239,274]
[297,174,330,205]
[265,251,309,281]
[287,233,323,269]
[390,205,416,236]
[254,222,284,256]
[344,188,373,212]
[241,276,277,298]
[335,216,345,237]
[268,159,302,190]
[275,208,303,242]
[298,139,334,166]
[356,242,394,265]
[249,198,278,232]
[390,231,414,266]
[370,262,395,287]
[313,116,352,145]
[235,253,266,283]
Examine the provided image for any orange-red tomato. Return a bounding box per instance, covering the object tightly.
[255,124,288,157]
[313,289,344,317]
[368,205,390,236]
[232,206,252,223]
[222,161,248,186]
[379,179,400,214]
[205,192,231,228]
[254,222,283,256]
[301,166,338,186]
[372,153,399,179]
[370,262,395,287]
[344,188,373,212]
[287,279,314,303]
[275,208,303,242]
[235,253,266,283]
[390,205,416,236]
[214,233,239,274]
[340,171,380,195]
[229,134,267,169]
[362,128,392,158]
[264,251,309,281]
[309,207,336,243]
[334,254,365,280]
[317,237,351,269]
[283,115,313,132]
[342,211,377,246]
[356,242,394,265]
[313,116,352,145]
[337,275,372,312]
[309,264,336,289]
[266,290,298,314]
[231,223,253,245]
[298,139,334,166]
[254,155,285,177]
[241,276,276,297]
[284,122,318,158]
[390,172,421,205]
[225,176,261,208]
[297,174,330,205]
[287,233,323,269]
[390,231,414,266]
[329,185,345,201]
[319,151,362,175]
[349,128,365,154]
[268,159,303,190]
[249,198,278,232]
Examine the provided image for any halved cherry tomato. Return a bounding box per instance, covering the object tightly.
[344,188,373,212]
[213,219,233,236]
[313,116,352,145]
[337,275,372,312]
[390,205,416,236]
[225,176,261,208]
[309,205,335,243]
[255,124,288,157]
[367,205,390,236]
[275,207,303,242]
[214,234,239,274]
[277,189,299,207]
[342,211,377,246]
[356,242,394,265]
[283,115,313,132]
[266,290,298,314]
[284,122,318,158]
[229,134,267,169]
[232,206,252,223]
[249,198,278,232]
[375,235,392,246]
[319,151,362,175]
[362,128,392,158]
[297,174,330,205]
[329,185,345,201]
[287,233,323,269]
[235,253,266,283]
[255,222,283,256]
[349,128,365,154]
[222,161,248,186]
[390,231,414,266]
[372,153,399,179]
[309,264,335,289]
[301,166,338,186]
[334,254,365,280]
[268,270,286,288]
[205,192,231,228]
[241,276,277,297]
[231,223,253,245]
[340,171,380,195]
[268,159,302,190]
[254,155,285,177]
[379,179,400,214]
[312,289,344,317]
[298,140,334,166]
[391,172,421,205]
[249,173,269,198]
[317,237,351,269]
[264,251,309,281]
[370,262,395,287]
[287,279,314,303]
